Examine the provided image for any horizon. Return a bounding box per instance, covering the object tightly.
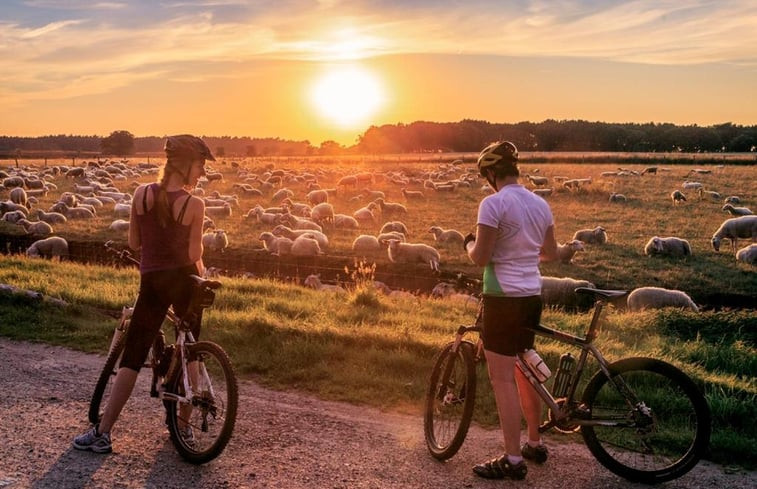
[1,1,755,145]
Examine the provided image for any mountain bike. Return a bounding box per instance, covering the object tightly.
[423,272,711,484]
[88,241,238,464]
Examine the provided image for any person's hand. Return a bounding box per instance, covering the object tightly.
[463,232,476,252]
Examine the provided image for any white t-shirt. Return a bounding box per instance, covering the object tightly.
[477,184,554,296]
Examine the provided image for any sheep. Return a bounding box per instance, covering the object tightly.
[303,274,345,293]
[9,187,27,207]
[644,236,692,257]
[609,193,627,203]
[377,231,406,245]
[306,189,328,205]
[337,175,358,187]
[711,215,757,252]
[682,181,703,191]
[670,190,687,205]
[373,198,407,217]
[272,224,329,250]
[271,188,294,203]
[33,209,67,225]
[723,196,741,205]
[532,188,553,198]
[0,201,29,216]
[735,244,757,265]
[698,189,721,201]
[353,204,377,225]
[204,202,232,218]
[258,232,293,255]
[640,167,657,175]
[352,235,382,253]
[245,205,281,225]
[722,203,753,216]
[386,239,440,271]
[572,226,607,245]
[281,198,311,217]
[401,188,425,200]
[16,218,53,236]
[202,229,229,252]
[428,226,464,245]
[26,236,69,259]
[113,202,131,218]
[379,221,410,237]
[362,188,385,201]
[50,201,95,219]
[556,240,584,263]
[109,219,130,232]
[290,234,324,256]
[540,276,596,310]
[279,213,322,232]
[1,210,27,224]
[627,287,698,312]
[333,214,359,229]
[310,202,335,225]
[526,174,549,187]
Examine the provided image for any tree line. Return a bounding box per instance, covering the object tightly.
[1,120,755,158]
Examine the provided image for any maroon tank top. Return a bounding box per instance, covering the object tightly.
[136,183,193,273]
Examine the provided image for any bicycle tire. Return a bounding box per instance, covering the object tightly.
[88,335,125,425]
[581,357,711,483]
[423,340,477,460]
[165,341,238,464]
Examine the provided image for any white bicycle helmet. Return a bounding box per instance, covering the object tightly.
[477,141,518,177]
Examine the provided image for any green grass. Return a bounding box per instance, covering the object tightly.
[0,255,754,468]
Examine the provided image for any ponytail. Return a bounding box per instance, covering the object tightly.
[155,166,173,228]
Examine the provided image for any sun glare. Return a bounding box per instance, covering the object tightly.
[309,66,385,129]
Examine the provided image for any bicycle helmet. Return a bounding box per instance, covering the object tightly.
[477,141,518,177]
[164,134,216,162]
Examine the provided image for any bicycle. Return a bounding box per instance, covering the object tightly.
[88,241,238,464]
[423,271,711,484]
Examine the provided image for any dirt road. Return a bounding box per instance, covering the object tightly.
[0,338,753,489]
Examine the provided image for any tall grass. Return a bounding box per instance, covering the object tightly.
[0,255,753,468]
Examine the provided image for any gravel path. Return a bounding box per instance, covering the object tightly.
[0,338,753,489]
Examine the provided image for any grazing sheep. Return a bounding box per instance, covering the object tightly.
[258,232,293,255]
[556,240,584,263]
[644,236,692,257]
[572,226,608,245]
[736,244,757,265]
[526,174,549,187]
[698,189,721,201]
[373,198,407,217]
[711,215,757,252]
[272,224,329,250]
[540,276,596,310]
[723,196,741,205]
[9,187,27,207]
[627,287,698,312]
[352,235,382,253]
[303,274,345,293]
[609,193,627,203]
[26,236,69,259]
[113,202,131,218]
[379,221,410,237]
[670,190,687,205]
[353,204,377,225]
[1,201,29,216]
[2,176,25,188]
[428,226,464,245]
[50,201,95,219]
[532,188,553,198]
[109,219,130,232]
[1,210,27,224]
[333,214,359,229]
[377,231,406,245]
[204,202,232,218]
[291,234,324,256]
[682,181,703,191]
[281,198,311,217]
[401,188,425,201]
[640,167,657,175]
[33,209,67,225]
[306,189,329,205]
[337,175,358,187]
[722,203,753,216]
[202,229,229,252]
[362,188,385,201]
[310,202,334,225]
[279,213,322,232]
[386,239,440,271]
[271,188,294,203]
[16,218,53,236]
[245,205,281,225]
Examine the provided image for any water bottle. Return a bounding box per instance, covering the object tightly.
[553,352,576,398]
[522,349,551,383]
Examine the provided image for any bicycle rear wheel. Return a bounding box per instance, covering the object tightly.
[88,335,125,425]
[581,357,711,483]
[424,341,477,460]
[165,341,238,464]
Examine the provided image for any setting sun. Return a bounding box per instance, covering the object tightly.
[309,65,386,129]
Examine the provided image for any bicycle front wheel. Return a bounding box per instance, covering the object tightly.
[423,341,477,460]
[165,341,238,464]
[88,335,125,425]
[581,357,711,484]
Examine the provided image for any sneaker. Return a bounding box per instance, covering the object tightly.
[522,443,549,464]
[73,426,112,454]
[473,454,528,480]
[179,426,196,447]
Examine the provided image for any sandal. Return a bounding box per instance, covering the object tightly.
[473,454,528,480]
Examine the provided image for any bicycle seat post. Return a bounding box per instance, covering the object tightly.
[585,299,606,343]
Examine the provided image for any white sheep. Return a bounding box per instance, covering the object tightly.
[627,287,698,312]
[540,276,596,310]
[280,213,323,232]
[682,181,703,191]
[711,215,757,252]
[670,190,687,205]
[109,219,130,232]
[16,218,53,236]
[1,210,27,224]
[9,187,27,207]
[310,203,335,225]
[532,188,553,198]
[572,226,607,245]
[306,189,328,205]
[26,236,69,259]
[272,224,329,250]
[735,244,757,265]
[526,174,549,187]
[556,240,584,263]
[50,202,94,219]
[352,204,377,225]
[722,203,753,216]
[204,202,232,219]
[303,274,345,293]
[333,214,359,229]
[113,202,131,218]
[379,221,410,237]
[352,235,382,253]
[401,188,425,200]
[202,229,229,252]
[33,209,67,225]
[373,198,407,217]
[271,188,294,203]
[723,196,741,205]
[386,239,440,271]
[291,234,324,256]
[428,226,464,245]
[698,189,721,201]
[1,201,29,216]
[644,236,692,257]
[258,232,293,255]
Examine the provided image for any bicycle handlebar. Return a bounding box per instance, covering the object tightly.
[104,240,140,266]
[435,269,482,294]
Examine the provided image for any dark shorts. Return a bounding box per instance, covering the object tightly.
[481,295,542,356]
[120,264,202,371]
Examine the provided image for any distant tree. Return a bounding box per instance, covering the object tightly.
[101,130,135,156]
[246,145,257,157]
[319,140,344,155]
[215,146,225,158]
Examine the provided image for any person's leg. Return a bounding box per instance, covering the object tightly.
[99,367,139,433]
[515,366,542,444]
[484,350,522,456]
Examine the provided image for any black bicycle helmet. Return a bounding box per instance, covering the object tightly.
[477,141,518,177]
[164,134,215,162]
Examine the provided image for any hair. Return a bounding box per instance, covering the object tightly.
[154,157,193,228]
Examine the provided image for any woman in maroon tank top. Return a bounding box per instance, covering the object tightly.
[74,135,214,454]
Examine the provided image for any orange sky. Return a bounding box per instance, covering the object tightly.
[1,1,756,145]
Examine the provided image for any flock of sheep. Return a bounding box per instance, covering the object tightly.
[0,157,754,313]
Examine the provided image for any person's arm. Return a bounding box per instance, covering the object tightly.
[466,224,498,266]
[128,186,143,251]
[539,224,559,263]
[186,196,206,274]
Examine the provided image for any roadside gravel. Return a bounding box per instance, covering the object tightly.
[0,338,753,489]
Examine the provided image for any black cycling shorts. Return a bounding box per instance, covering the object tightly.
[120,264,202,372]
[481,295,542,356]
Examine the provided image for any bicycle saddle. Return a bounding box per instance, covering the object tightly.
[575,287,628,300]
